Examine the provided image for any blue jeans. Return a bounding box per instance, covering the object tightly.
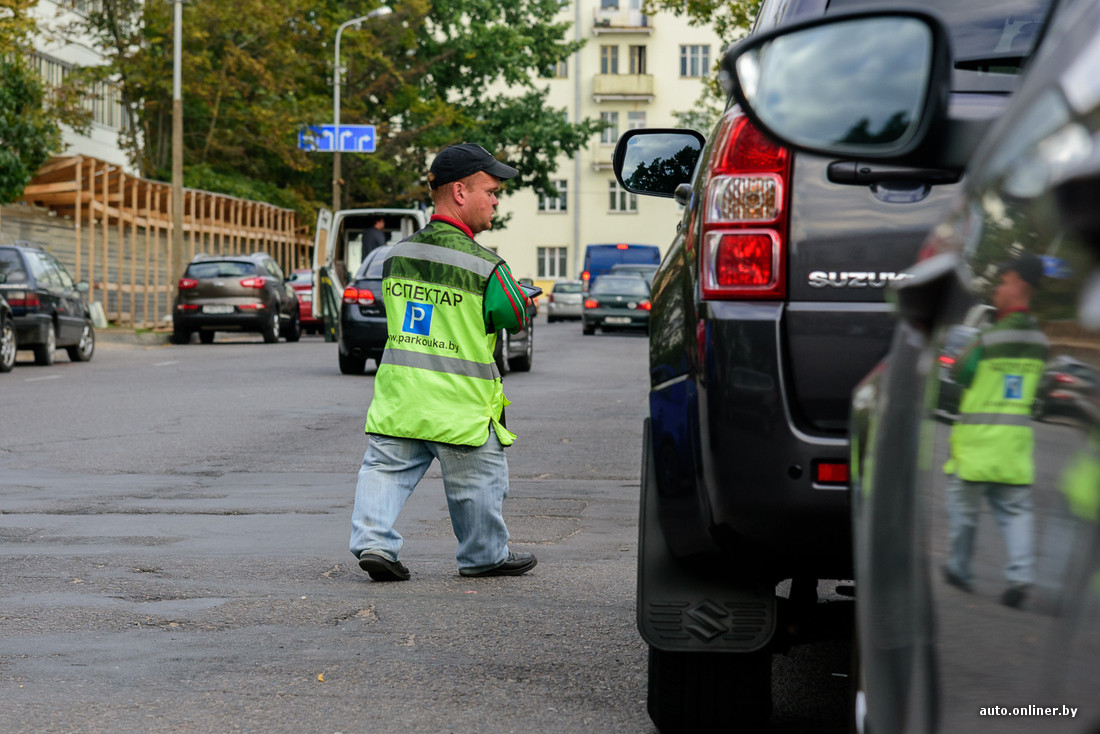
[944,476,1034,588]
[349,432,512,574]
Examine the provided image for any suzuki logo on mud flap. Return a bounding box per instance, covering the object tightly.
[807,271,914,288]
[685,600,730,642]
[402,301,434,336]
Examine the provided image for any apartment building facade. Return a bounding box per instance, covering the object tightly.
[28,0,132,171]
[478,0,723,284]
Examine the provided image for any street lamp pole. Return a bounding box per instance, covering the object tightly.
[171,0,185,288]
[332,6,392,212]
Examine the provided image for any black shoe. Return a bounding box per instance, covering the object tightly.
[358,552,410,581]
[460,551,537,577]
[1001,587,1027,609]
[942,565,973,593]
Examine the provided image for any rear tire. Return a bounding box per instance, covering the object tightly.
[339,349,367,375]
[262,311,280,343]
[171,328,191,345]
[582,321,596,336]
[33,323,56,366]
[65,320,95,362]
[199,330,216,344]
[283,310,302,342]
[0,315,15,372]
[647,646,772,733]
[509,325,533,372]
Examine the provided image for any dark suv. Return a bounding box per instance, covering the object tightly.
[0,243,95,366]
[613,0,1047,728]
[172,253,301,344]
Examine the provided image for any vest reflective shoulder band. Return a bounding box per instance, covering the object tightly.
[952,313,1048,485]
[364,222,516,447]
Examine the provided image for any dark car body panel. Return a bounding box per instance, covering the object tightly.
[0,244,93,359]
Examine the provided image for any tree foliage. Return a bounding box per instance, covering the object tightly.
[642,0,760,47]
[71,0,605,225]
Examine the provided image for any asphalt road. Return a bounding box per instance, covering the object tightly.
[1,318,849,733]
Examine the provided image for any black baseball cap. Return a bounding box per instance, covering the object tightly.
[998,252,1044,289]
[428,143,519,188]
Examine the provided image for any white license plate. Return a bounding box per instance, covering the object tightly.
[203,305,235,314]
[605,316,631,325]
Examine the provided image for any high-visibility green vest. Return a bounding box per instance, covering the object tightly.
[949,311,1048,484]
[364,222,515,447]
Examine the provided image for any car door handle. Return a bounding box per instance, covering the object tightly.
[828,161,961,186]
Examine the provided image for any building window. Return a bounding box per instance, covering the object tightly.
[538,180,568,212]
[609,180,638,212]
[680,45,711,78]
[627,111,646,130]
[600,0,619,8]
[600,45,619,75]
[600,111,620,145]
[629,45,647,75]
[29,52,127,131]
[537,247,569,278]
[541,58,568,79]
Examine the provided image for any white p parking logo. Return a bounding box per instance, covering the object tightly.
[402,302,434,336]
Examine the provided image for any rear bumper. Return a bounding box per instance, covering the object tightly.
[583,308,649,330]
[174,309,271,332]
[12,312,52,346]
[650,301,852,578]
[339,310,387,358]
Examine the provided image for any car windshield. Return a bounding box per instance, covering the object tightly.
[357,246,393,279]
[591,276,650,296]
[187,261,259,278]
[554,282,582,293]
[288,270,312,283]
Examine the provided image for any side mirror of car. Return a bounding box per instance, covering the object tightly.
[613,128,707,197]
[725,10,972,171]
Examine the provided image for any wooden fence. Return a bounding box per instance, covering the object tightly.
[0,156,314,329]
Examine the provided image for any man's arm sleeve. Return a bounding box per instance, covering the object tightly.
[483,263,530,334]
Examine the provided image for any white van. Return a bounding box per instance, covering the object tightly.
[311,207,428,339]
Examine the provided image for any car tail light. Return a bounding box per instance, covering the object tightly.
[1055,373,1077,384]
[548,293,555,303]
[938,355,956,367]
[584,299,599,309]
[343,287,376,306]
[238,302,265,310]
[638,300,651,311]
[581,270,591,283]
[700,113,790,300]
[177,303,199,311]
[5,290,39,309]
[815,461,850,485]
[178,278,199,290]
[240,276,268,288]
[616,243,629,250]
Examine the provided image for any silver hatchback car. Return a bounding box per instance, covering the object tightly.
[546,279,583,322]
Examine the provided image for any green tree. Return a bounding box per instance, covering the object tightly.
[74,0,605,224]
[0,59,61,204]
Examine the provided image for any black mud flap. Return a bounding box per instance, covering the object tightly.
[637,418,777,653]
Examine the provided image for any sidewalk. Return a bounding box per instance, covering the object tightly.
[95,327,172,346]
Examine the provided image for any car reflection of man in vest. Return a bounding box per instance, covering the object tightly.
[348,143,537,581]
[943,253,1049,608]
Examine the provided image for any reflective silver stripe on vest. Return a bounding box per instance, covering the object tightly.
[957,412,1032,427]
[383,347,501,380]
[980,330,1049,347]
[391,241,497,278]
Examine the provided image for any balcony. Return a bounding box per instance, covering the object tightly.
[593,74,654,103]
[592,9,653,35]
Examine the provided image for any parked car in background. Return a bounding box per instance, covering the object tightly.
[337,245,390,374]
[581,274,651,335]
[1033,355,1099,422]
[172,252,301,344]
[935,324,980,418]
[609,262,659,286]
[0,242,95,366]
[580,243,659,291]
[611,0,1045,728]
[0,287,16,373]
[724,1,1100,731]
[546,279,584,322]
[287,268,322,334]
[494,296,535,374]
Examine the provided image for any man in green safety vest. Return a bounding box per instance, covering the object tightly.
[943,252,1049,608]
[349,143,537,581]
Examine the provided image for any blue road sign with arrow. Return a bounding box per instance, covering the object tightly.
[298,124,376,153]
